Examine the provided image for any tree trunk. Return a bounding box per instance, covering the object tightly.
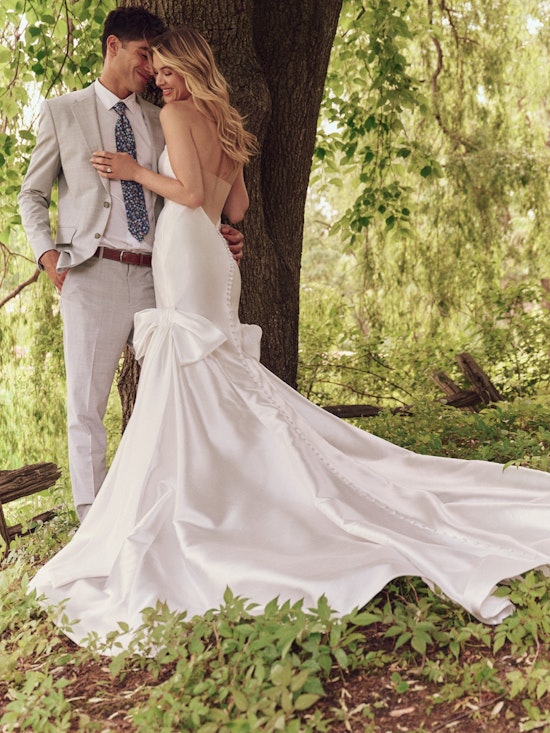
[118,0,342,429]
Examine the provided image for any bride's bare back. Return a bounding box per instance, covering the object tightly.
[160,100,248,225]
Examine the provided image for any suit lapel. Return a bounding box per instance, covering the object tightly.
[71,87,103,153]
[71,87,109,193]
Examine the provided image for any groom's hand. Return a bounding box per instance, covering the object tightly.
[220,225,244,265]
[39,249,67,292]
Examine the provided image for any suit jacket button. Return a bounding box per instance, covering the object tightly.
[94,233,101,239]
[104,201,110,208]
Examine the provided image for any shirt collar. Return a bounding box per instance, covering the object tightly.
[94,79,140,114]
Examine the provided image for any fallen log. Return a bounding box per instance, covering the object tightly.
[323,352,502,419]
[323,404,411,419]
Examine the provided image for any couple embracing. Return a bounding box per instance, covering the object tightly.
[20,7,550,650]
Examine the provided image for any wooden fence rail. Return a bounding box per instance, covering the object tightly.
[0,462,61,554]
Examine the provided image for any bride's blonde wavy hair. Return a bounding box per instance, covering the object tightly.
[150,27,258,166]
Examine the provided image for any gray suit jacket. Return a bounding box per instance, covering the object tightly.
[18,84,164,269]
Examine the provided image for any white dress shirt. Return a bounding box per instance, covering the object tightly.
[94,80,155,252]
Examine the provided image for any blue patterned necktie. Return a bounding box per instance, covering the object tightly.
[113,101,149,242]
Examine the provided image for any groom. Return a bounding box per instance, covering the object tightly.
[18,7,244,522]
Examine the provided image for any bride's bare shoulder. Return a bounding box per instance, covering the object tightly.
[159,100,197,123]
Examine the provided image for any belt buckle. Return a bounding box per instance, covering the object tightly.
[119,250,126,263]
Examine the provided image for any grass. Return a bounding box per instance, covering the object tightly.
[2,397,550,732]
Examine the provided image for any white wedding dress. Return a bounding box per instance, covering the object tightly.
[30,150,550,646]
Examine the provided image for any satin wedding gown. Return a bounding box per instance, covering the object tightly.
[30,149,550,647]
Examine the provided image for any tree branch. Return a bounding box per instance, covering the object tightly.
[0,267,40,309]
[428,0,478,152]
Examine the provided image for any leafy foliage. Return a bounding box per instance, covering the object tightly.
[303,0,550,406]
[0,0,115,491]
[2,414,550,731]
[315,0,437,244]
[361,397,550,472]
[2,3,550,727]
[0,0,111,244]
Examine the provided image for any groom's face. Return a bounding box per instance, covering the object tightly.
[113,38,153,95]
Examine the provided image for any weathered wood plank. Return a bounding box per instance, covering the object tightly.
[7,509,59,541]
[0,462,61,503]
[456,352,502,403]
[323,404,382,418]
[0,462,61,554]
[0,504,10,549]
[431,370,463,397]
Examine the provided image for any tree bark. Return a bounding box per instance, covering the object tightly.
[118,0,342,427]
[117,344,141,429]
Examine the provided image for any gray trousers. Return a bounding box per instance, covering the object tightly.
[60,256,155,520]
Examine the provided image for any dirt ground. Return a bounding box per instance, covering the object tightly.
[1,625,541,733]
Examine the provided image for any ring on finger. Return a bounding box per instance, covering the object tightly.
[106,167,112,173]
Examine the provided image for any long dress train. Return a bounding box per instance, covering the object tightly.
[30,149,550,646]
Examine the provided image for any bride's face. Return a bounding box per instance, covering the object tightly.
[153,54,190,102]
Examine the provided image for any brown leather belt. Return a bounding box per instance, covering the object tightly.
[94,247,152,267]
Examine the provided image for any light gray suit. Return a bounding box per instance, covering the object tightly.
[19,84,165,519]
[19,84,164,267]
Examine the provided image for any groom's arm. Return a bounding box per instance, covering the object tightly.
[18,101,61,266]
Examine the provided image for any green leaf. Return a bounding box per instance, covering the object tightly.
[293,693,321,710]
[231,689,249,712]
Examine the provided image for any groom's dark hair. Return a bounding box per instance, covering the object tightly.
[101,7,166,59]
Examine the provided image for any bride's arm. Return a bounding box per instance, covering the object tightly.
[91,104,204,207]
[223,168,249,224]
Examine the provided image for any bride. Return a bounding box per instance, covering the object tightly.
[30,26,550,648]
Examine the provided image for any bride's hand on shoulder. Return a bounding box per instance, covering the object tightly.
[91,151,141,181]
